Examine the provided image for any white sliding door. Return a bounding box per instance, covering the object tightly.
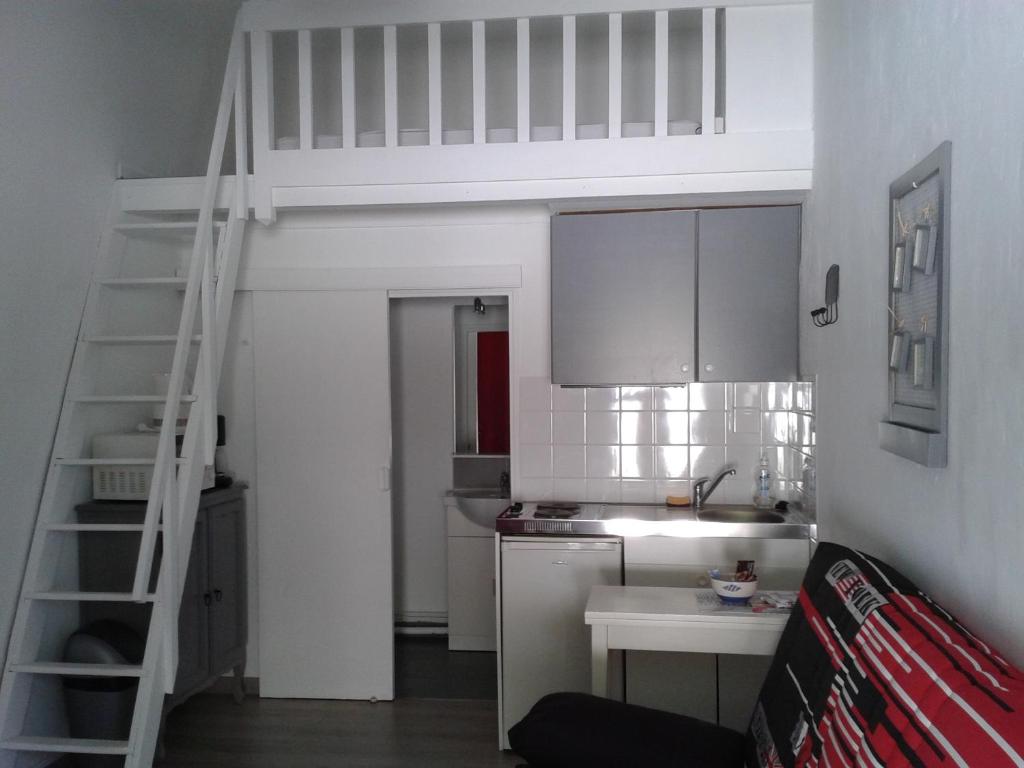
[254,290,393,699]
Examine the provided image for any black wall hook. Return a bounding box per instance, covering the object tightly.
[811,264,839,327]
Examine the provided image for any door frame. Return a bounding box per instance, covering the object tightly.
[388,287,520,503]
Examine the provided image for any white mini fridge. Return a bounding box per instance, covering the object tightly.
[499,537,622,747]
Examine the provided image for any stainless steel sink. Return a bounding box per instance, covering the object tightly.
[696,507,786,524]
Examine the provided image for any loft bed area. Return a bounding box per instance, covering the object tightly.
[230,0,812,218]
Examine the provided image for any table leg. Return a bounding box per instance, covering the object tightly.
[591,624,609,697]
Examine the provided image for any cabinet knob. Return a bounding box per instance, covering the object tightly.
[680,364,689,373]
[704,363,714,373]
[214,589,223,602]
[203,592,212,607]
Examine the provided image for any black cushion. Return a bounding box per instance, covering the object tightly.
[509,692,745,768]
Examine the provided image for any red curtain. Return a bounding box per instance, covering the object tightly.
[477,331,510,454]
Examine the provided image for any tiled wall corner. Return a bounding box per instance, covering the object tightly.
[517,377,816,510]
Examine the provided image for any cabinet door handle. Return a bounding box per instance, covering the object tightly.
[214,589,223,602]
[203,592,212,607]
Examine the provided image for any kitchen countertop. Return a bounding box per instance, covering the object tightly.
[496,502,815,540]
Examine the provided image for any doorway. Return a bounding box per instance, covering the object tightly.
[388,294,511,701]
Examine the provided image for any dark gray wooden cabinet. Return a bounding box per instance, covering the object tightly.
[551,210,697,386]
[550,206,800,385]
[697,207,800,382]
[76,486,247,707]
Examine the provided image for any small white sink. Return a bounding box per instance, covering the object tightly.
[446,491,510,536]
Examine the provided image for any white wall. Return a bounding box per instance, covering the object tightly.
[803,1,1024,664]
[219,205,550,673]
[0,0,239,675]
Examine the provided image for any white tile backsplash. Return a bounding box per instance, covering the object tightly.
[654,411,689,445]
[689,444,727,479]
[620,411,654,444]
[620,446,654,479]
[689,411,726,445]
[586,387,620,410]
[619,386,653,411]
[586,445,620,478]
[519,380,814,507]
[552,385,585,412]
[687,382,726,411]
[585,412,619,444]
[656,446,689,478]
[655,386,688,411]
[553,444,586,478]
[621,479,656,502]
[730,383,762,409]
[552,411,585,444]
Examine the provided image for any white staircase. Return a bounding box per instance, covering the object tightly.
[0,21,248,768]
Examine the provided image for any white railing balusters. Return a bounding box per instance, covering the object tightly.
[516,18,530,142]
[701,8,717,135]
[341,28,356,148]
[384,26,399,148]
[654,10,669,137]
[608,13,623,139]
[298,30,314,150]
[235,52,249,216]
[472,20,486,144]
[250,30,274,223]
[428,23,442,146]
[562,16,576,141]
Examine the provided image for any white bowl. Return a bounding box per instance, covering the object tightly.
[709,572,759,604]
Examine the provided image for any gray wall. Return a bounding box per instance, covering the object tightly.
[803,1,1024,663]
[0,0,239,673]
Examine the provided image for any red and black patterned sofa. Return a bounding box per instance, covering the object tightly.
[509,541,1024,767]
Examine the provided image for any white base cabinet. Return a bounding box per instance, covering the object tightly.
[498,537,622,748]
[447,536,497,651]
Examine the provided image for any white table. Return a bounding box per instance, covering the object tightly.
[585,586,790,698]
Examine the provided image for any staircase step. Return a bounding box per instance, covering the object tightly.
[9,662,143,678]
[48,523,153,533]
[73,395,197,404]
[114,221,225,232]
[82,334,202,345]
[1,736,130,755]
[97,277,188,288]
[27,591,156,603]
[53,458,187,467]
[112,220,226,244]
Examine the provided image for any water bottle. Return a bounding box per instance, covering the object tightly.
[753,453,774,509]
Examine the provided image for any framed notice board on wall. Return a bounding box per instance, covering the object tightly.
[879,141,951,467]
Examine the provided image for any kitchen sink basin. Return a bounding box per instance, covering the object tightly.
[696,507,786,524]
[445,491,511,535]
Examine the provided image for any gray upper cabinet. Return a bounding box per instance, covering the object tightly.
[551,210,697,386]
[697,207,800,382]
[550,205,800,385]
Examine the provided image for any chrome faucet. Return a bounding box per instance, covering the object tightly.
[692,467,736,508]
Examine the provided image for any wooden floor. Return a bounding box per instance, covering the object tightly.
[160,694,524,767]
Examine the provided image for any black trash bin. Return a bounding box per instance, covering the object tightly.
[63,621,145,768]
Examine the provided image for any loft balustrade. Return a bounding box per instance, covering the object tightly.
[237,1,812,220]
